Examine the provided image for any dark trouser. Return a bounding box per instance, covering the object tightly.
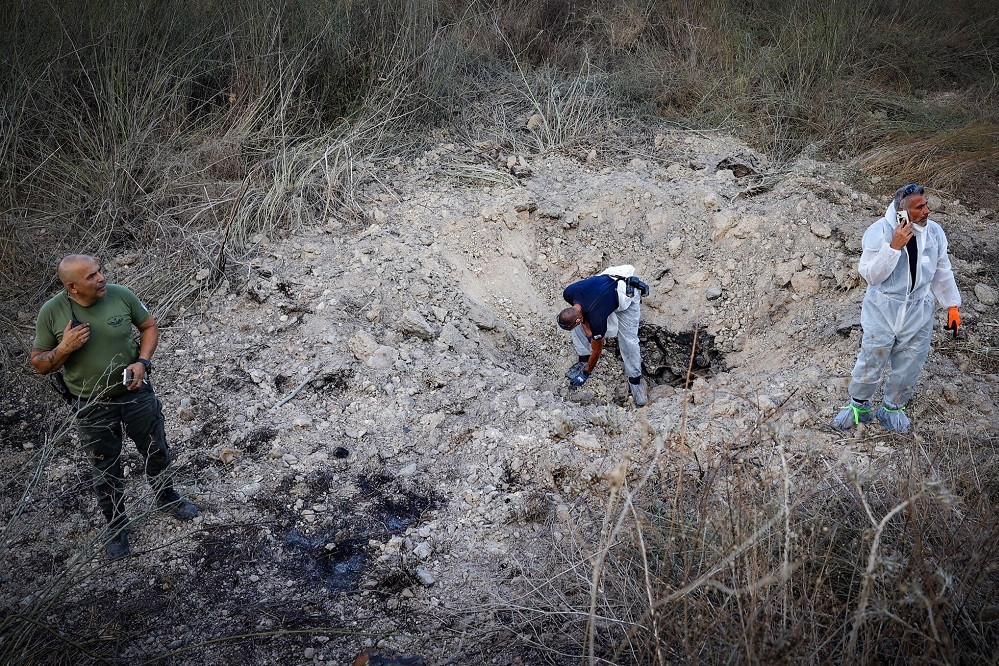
[76,383,173,528]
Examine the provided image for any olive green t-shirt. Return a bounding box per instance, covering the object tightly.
[33,284,150,399]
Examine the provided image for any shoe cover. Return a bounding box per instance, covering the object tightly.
[830,399,873,430]
[629,380,648,407]
[876,403,911,433]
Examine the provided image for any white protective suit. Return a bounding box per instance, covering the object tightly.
[847,200,961,406]
[570,265,643,378]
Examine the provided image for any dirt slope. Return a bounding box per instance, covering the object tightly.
[3,128,997,664]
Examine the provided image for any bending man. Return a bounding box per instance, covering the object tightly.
[558,265,648,406]
[30,254,198,559]
[831,184,961,433]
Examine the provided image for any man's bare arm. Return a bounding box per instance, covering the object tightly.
[30,346,71,374]
[136,315,158,361]
[585,338,605,374]
[124,315,159,390]
[30,320,90,374]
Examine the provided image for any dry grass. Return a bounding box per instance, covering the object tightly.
[498,418,999,664]
[859,123,999,196]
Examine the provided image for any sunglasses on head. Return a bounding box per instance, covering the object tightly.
[899,183,924,198]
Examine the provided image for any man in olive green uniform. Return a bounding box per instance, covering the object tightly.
[31,254,197,559]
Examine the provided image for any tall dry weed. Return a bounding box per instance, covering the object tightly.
[0,0,462,321]
[499,415,999,663]
[859,123,999,195]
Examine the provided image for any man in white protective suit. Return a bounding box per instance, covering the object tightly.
[831,183,962,433]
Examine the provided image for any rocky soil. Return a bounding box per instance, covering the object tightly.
[2,126,998,665]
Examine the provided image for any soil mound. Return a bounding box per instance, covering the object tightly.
[3,129,997,664]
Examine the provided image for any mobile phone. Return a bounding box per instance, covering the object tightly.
[71,316,82,328]
[123,368,134,385]
[896,210,910,226]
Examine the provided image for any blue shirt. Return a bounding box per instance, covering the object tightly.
[563,275,619,339]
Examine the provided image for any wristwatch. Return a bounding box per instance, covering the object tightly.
[138,358,152,373]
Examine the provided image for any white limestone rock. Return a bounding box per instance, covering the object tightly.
[810,219,832,239]
[974,283,997,306]
[395,309,439,340]
[348,330,379,361]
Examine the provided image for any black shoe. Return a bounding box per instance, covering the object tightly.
[105,529,131,559]
[157,489,199,521]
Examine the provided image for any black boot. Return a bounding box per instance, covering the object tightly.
[105,519,131,559]
[157,488,199,521]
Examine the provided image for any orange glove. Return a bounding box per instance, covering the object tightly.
[945,306,960,337]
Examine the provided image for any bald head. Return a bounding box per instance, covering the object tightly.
[58,255,106,305]
[58,254,98,288]
[558,306,581,330]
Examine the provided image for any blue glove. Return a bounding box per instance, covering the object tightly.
[569,369,590,387]
[565,361,586,380]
